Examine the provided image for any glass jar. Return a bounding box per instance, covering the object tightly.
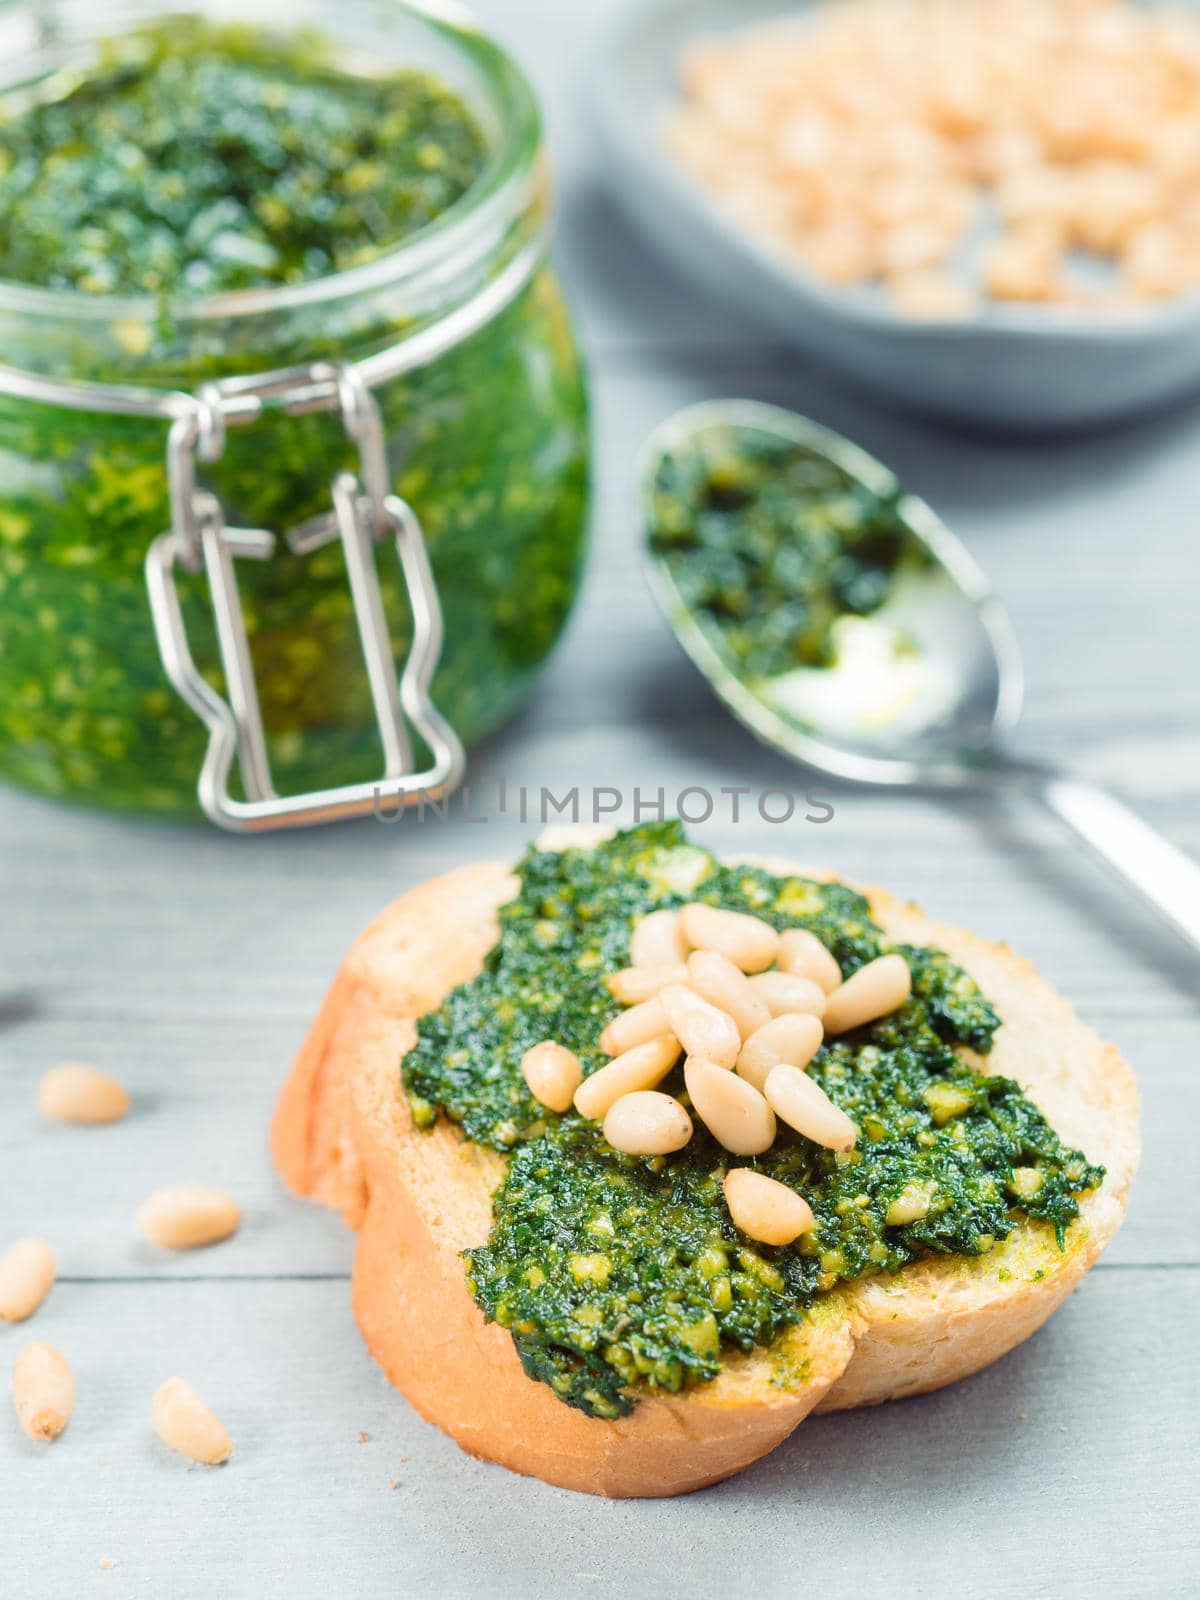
[0,0,590,823]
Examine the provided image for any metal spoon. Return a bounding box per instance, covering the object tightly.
[642,399,1200,955]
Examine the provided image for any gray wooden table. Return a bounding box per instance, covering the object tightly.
[2,4,1198,1595]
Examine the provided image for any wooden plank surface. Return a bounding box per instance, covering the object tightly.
[0,1272,1194,1599]
[2,1,1198,1594]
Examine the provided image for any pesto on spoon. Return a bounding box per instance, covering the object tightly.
[642,400,1200,957]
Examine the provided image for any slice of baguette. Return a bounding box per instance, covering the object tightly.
[271,839,1139,1497]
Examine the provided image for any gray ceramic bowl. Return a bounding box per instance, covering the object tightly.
[593,0,1200,428]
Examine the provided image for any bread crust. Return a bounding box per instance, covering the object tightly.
[270,844,1139,1496]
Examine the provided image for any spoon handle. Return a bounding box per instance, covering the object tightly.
[1037,772,1200,954]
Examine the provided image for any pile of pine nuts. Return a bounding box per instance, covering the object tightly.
[521,904,912,1249]
[3,1064,236,1461]
[666,0,1200,318]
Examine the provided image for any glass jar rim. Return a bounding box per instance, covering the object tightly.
[0,0,543,332]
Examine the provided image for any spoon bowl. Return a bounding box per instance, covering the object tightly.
[642,399,1200,954]
[643,400,1023,788]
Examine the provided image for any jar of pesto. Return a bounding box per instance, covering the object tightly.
[0,2,590,826]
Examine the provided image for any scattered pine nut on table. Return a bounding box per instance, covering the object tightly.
[137,1187,242,1251]
[0,1239,56,1324]
[37,1063,130,1124]
[12,1343,74,1442]
[152,1378,232,1466]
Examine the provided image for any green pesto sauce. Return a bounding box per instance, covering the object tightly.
[403,822,1104,1420]
[0,20,487,297]
[647,422,923,679]
[0,22,589,815]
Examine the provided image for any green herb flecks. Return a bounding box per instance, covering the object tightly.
[0,22,589,815]
[405,822,1104,1419]
[0,19,487,297]
[647,422,926,679]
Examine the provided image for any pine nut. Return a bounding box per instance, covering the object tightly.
[924,1080,973,1125]
[520,1042,583,1112]
[823,954,912,1034]
[574,1035,682,1120]
[749,971,827,1019]
[630,909,687,968]
[686,950,771,1040]
[885,1180,937,1225]
[1008,1166,1044,1200]
[137,1187,241,1251]
[659,984,741,1070]
[152,1377,232,1466]
[12,1343,73,1441]
[777,929,842,994]
[764,1063,858,1151]
[736,1013,824,1093]
[599,997,669,1057]
[684,1057,776,1155]
[0,1238,55,1323]
[37,1062,129,1124]
[678,903,779,973]
[606,963,689,1005]
[723,1168,814,1246]
[602,1091,693,1156]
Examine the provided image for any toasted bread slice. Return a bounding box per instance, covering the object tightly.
[271,840,1139,1497]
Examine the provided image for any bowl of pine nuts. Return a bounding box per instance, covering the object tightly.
[595,0,1200,427]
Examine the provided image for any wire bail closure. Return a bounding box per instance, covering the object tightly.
[144,360,465,832]
[0,228,546,831]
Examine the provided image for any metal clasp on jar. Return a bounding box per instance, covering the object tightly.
[144,360,465,831]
